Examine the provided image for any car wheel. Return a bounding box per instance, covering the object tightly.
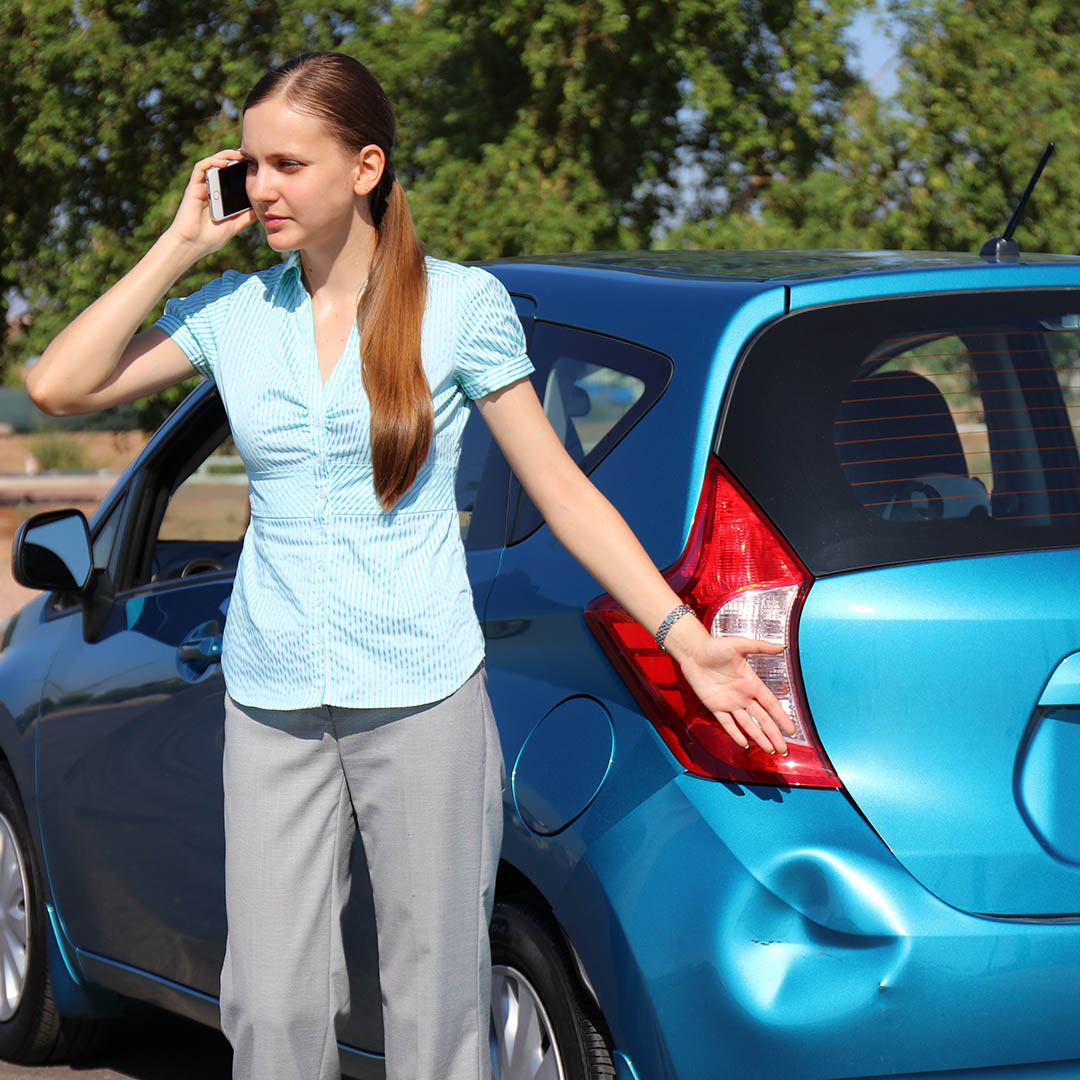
[0,764,105,1063]
[490,899,615,1080]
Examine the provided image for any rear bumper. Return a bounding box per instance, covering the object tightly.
[555,774,1080,1080]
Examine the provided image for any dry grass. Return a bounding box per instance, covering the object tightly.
[0,430,150,474]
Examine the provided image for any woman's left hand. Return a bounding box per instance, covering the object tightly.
[669,630,797,755]
[474,380,797,757]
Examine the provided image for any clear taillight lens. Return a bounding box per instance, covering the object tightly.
[713,584,807,741]
[585,457,840,788]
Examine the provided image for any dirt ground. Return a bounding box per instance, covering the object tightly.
[0,431,150,622]
[0,430,149,474]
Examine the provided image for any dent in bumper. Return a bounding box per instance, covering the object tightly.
[554,775,1080,1080]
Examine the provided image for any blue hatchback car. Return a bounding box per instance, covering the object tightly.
[4,249,1080,1079]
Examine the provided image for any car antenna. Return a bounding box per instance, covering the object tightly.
[980,141,1055,260]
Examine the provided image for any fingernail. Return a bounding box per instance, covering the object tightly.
[741,742,750,750]
[781,749,789,757]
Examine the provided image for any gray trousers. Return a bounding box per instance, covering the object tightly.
[219,665,504,1080]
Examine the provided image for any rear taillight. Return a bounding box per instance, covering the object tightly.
[585,457,840,789]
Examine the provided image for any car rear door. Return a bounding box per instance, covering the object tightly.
[720,285,1080,916]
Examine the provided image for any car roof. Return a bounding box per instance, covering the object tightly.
[482,248,1080,375]
[485,248,1080,283]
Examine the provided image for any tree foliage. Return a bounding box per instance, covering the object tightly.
[2,0,868,422]
[8,0,1080,424]
[883,0,1080,254]
[668,0,1080,254]
[395,0,865,256]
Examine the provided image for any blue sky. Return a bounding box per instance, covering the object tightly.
[848,6,901,98]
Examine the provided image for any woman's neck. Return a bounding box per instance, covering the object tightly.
[299,225,377,305]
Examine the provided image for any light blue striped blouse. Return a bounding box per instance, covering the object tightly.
[155,251,534,709]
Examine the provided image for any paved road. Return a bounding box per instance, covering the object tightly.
[0,1011,232,1079]
[0,471,120,504]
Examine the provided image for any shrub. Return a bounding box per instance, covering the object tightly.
[29,432,90,471]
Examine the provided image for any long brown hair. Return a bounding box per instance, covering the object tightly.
[245,53,430,511]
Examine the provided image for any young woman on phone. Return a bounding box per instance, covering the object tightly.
[28,52,794,1080]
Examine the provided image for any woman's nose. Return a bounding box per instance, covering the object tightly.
[246,166,276,204]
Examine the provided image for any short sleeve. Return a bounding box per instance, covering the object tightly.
[153,271,241,383]
[454,267,534,400]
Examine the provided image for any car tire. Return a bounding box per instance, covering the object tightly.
[490,898,615,1080]
[0,764,106,1063]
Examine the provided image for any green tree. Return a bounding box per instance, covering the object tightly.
[669,0,1080,254]
[882,0,1080,254]
[1,0,374,423]
[2,0,870,422]
[389,0,866,257]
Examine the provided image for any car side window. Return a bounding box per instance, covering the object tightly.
[91,494,125,571]
[147,433,250,585]
[542,359,646,465]
[508,322,672,544]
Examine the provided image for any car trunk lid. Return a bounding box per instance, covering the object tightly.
[797,550,1080,915]
[717,284,1080,915]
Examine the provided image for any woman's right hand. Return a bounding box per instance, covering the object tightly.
[29,148,257,418]
[165,149,257,255]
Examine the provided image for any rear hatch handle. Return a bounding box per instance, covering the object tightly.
[1038,651,1080,705]
[1016,651,1080,867]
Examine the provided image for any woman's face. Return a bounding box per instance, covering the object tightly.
[240,96,379,253]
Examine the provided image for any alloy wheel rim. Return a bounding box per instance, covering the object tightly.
[0,812,29,1021]
[490,963,566,1080]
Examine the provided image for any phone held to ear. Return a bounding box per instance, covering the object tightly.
[206,161,252,223]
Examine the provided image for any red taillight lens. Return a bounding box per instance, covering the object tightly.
[585,457,841,789]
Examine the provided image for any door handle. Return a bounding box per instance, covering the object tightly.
[178,621,223,667]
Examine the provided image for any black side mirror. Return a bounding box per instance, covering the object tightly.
[12,509,93,593]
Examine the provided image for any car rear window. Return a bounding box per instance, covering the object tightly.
[720,290,1080,575]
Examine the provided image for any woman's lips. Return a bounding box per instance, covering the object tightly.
[263,215,289,230]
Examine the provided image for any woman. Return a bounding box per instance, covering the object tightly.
[28,52,794,1080]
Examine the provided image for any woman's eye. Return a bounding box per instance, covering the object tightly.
[279,160,301,171]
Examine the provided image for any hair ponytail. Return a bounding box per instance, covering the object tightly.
[245,52,431,511]
[359,178,430,510]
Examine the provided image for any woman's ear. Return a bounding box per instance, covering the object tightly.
[354,144,387,197]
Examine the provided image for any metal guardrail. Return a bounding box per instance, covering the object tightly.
[192,455,249,483]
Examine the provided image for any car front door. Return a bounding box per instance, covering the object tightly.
[35,395,247,1002]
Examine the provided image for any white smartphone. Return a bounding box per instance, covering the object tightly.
[206,161,252,223]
